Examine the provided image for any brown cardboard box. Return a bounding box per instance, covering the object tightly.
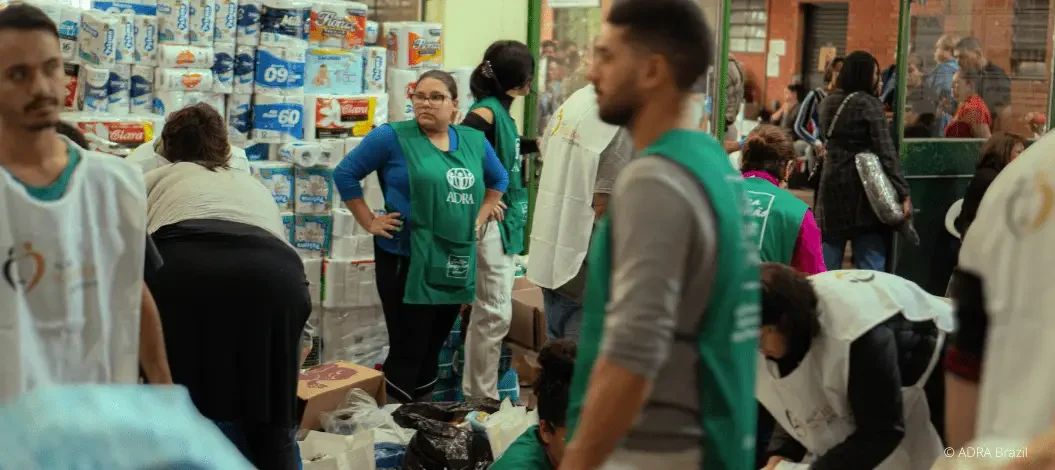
[509,344,541,386]
[508,278,547,351]
[298,361,386,430]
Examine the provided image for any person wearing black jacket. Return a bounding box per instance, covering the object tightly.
[757,264,952,470]
[459,40,539,401]
[954,132,1025,236]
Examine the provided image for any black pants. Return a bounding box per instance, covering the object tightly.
[375,245,461,403]
[214,421,298,470]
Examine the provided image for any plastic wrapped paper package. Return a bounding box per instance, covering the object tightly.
[304,48,364,95]
[308,1,367,49]
[294,214,332,258]
[304,94,375,140]
[259,0,310,47]
[251,94,304,142]
[107,65,132,114]
[281,212,296,244]
[157,0,191,44]
[36,3,81,62]
[187,0,215,45]
[384,22,442,69]
[249,161,295,211]
[226,93,252,142]
[303,256,323,305]
[235,0,261,45]
[294,166,333,214]
[322,260,379,308]
[321,305,387,366]
[211,41,235,93]
[213,0,238,43]
[80,65,111,113]
[233,45,256,93]
[254,45,307,95]
[78,11,119,67]
[154,67,215,91]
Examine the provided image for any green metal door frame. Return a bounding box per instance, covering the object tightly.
[714,0,731,143]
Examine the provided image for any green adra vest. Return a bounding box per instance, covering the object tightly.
[389,120,486,305]
[565,130,761,470]
[743,176,809,265]
[470,96,528,255]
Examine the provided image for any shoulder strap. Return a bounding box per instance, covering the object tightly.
[825,91,861,140]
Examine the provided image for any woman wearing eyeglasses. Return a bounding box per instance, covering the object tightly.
[334,69,508,403]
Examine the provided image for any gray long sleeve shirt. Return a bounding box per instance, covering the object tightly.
[599,155,717,453]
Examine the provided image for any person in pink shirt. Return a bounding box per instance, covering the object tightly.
[740,124,826,275]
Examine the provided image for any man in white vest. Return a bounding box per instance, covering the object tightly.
[527,84,632,340]
[757,264,952,470]
[0,4,172,400]
[944,130,1055,449]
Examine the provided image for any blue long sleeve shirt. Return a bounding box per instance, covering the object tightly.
[334,123,509,257]
[928,59,959,136]
[794,89,826,144]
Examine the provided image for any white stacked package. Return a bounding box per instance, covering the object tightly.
[320,260,386,365]
[212,41,235,93]
[303,94,375,140]
[157,0,191,44]
[252,94,304,142]
[307,1,367,49]
[213,0,239,43]
[384,21,442,69]
[79,11,120,67]
[386,68,424,123]
[249,160,295,211]
[235,0,261,45]
[294,165,333,214]
[254,44,306,95]
[34,2,82,62]
[226,93,252,141]
[187,0,215,45]
[258,0,310,47]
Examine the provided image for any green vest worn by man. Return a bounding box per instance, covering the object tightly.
[390,120,486,305]
[742,176,809,265]
[470,96,528,255]
[566,130,760,470]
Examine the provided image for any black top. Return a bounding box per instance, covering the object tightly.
[766,314,941,469]
[147,219,311,428]
[946,270,987,382]
[816,91,909,239]
[977,62,1012,118]
[144,235,163,275]
[461,94,540,155]
[955,164,1002,236]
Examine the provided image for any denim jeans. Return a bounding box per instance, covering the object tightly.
[822,231,888,271]
[541,287,583,341]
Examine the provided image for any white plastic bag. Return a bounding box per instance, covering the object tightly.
[300,431,376,470]
[482,398,538,459]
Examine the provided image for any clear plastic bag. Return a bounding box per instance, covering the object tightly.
[320,389,414,445]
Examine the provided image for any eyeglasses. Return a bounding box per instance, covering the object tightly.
[410,93,450,107]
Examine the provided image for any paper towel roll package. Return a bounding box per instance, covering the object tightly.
[233,45,256,93]
[159,43,215,68]
[329,234,374,261]
[294,214,332,258]
[184,92,226,115]
[386,68,423,123]
[308,1,367,49]
[81,65,111,113]
[211,42,235,93]
[254,45,306,95]
[279,141,324,167]
[235,0,261,44]
[252,94,304,142]
[323,261,379,307]
[153,90,185,115]
[294,166,334,214]
[133,14,159,64]
[113,13,136,64]
[316,138,344,168]
[281,212,296,244]
[250,161,295,211]
[226,93,252,141]
[79,11,119,67]
[107,65,132,114]
[155,68,215,91]
[90,0,159,15]
[448,66,473,124]
[157,0,190,44]
[364,20,377,45]
[365,93,387,127]
[363,46,386,94]
[304,48,363,95]
[385,22,442,70]
[331,208,359,237]
[259,0,310,47]
[36,3,81,62]
[213,0,238,43]
[304,95,375,139]
[130,65,155,113]
[188,0,215,45]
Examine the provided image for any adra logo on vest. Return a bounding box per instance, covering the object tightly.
[445,168,475,205]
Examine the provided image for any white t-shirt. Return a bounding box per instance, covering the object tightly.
[957,130,1055,442]
[0,137,147,400]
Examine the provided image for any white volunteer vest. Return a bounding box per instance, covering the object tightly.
[0,139,147,401]
[527,85,620,290]
[958,131,1055,443]
[757,270,954,470]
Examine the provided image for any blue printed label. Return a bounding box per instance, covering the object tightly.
[130,74,151,102]
[58,20,78,40]
[102,27,115,58]
[136,22,156,53]
[229,102,251,133]
[234,51,255,77]
[259,5,309,40]
[253,102,304,139]
[237,3,260,27]
[212,51,234,75]
[107,71,129,95]
[255,49,292,89]
[198,3,214,33]
[92,1,158,15]
[370,54,383,83]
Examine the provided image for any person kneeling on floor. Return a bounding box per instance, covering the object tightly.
[758,263,952,470]
[490,339,577,470]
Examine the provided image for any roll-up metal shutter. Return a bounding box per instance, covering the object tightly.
[801,3,849,90]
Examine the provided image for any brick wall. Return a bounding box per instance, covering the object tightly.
[743,0,1053,135]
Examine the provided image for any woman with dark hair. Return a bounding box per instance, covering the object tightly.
[143,103,311,469]
[954,132,1025,236]
[459,40,538,401]
[945,69,992,138]
[334,69,508,403]
[757,263,952,470]
[794,56,843,167]
[740,124,825,275]
[816,50,910,271]
[55,121,90,148]
[490,339,577,469]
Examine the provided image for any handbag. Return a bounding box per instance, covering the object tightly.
[826,92,920,244]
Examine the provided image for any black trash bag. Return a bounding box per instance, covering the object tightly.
[393,399,501,470]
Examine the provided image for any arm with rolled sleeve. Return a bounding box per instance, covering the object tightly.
[333,125,396,202]
[794,92,819,144]
[481,139,509,192]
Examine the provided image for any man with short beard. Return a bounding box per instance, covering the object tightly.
[0,4,171,399]
[560,0,760,468]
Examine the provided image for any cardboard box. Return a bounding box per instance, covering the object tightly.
[507,278,547,352]
[298,361,386,430]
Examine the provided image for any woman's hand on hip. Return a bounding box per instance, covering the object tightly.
[490,200,507,222]
[369,212,402,239]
